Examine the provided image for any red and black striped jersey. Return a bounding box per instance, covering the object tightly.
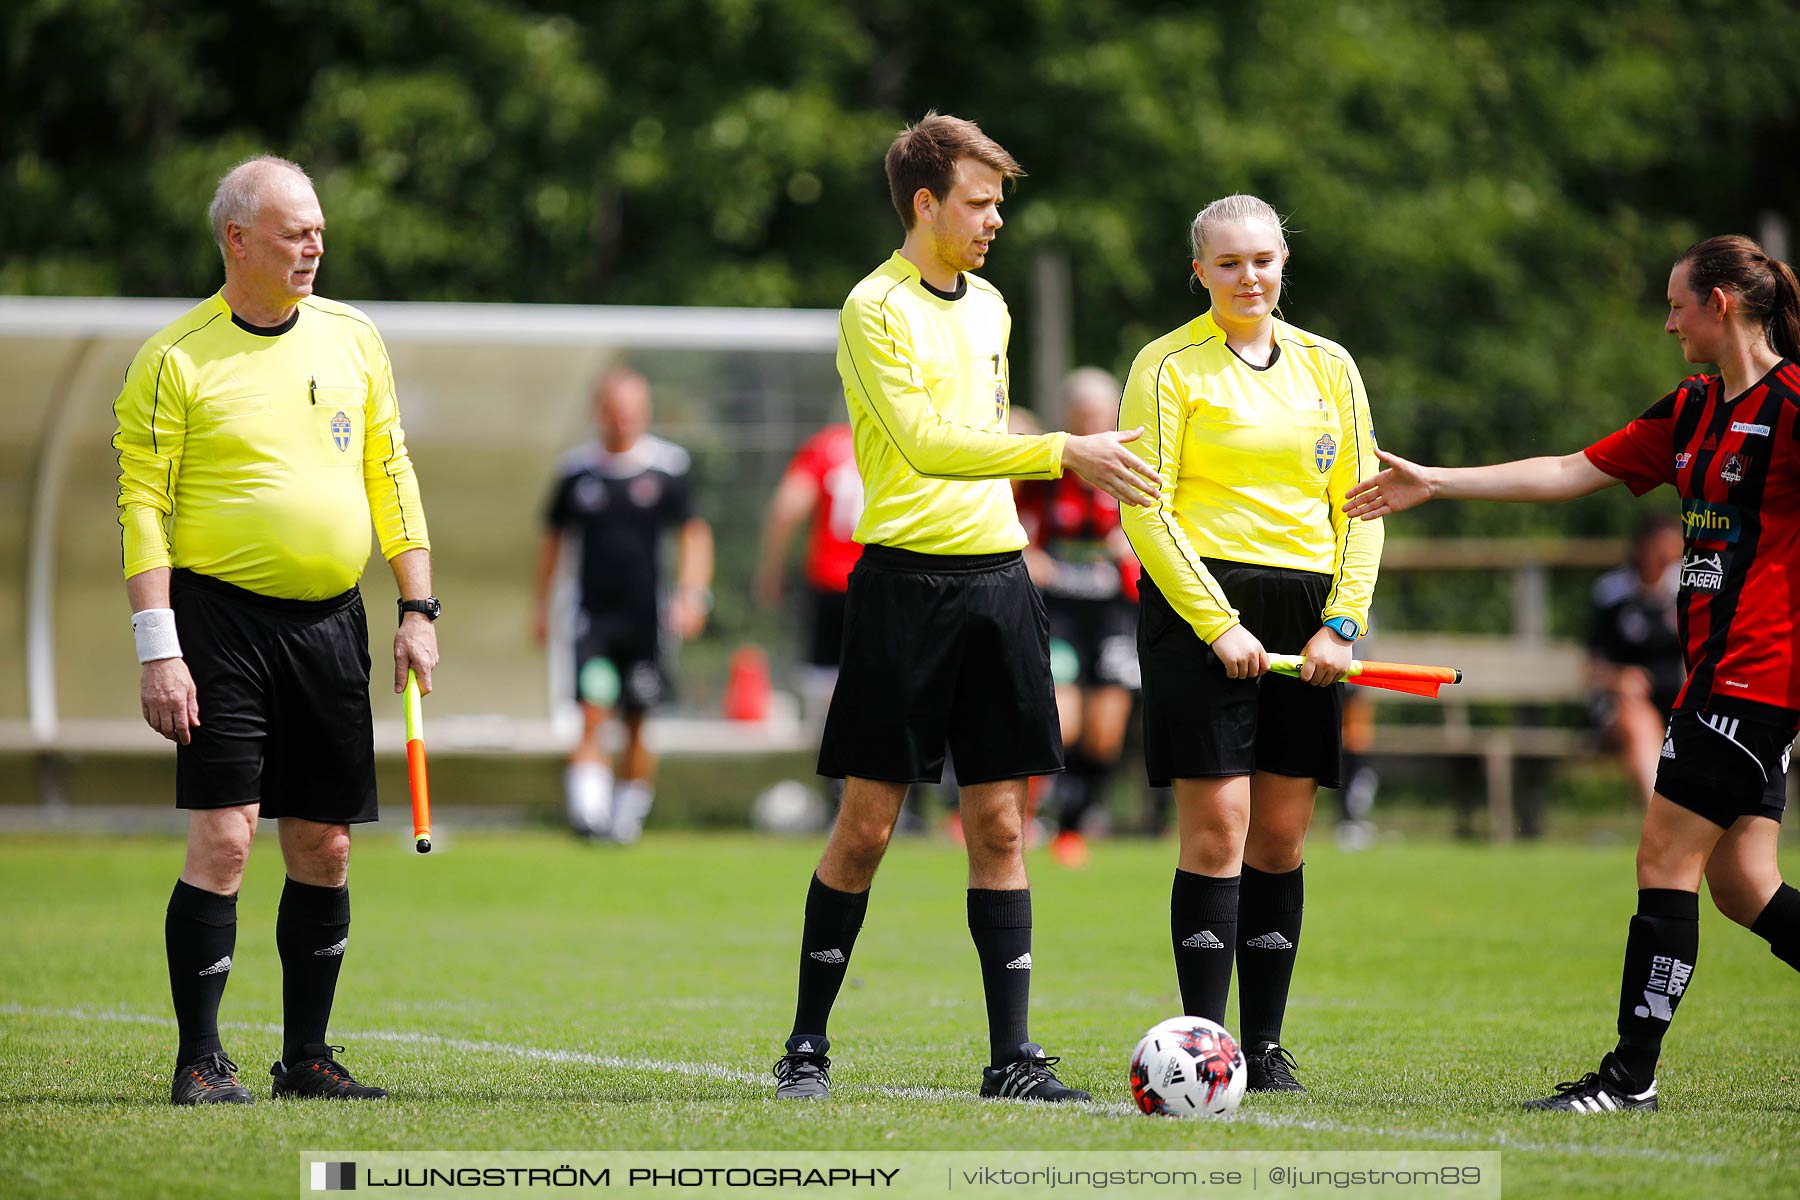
[1016,473,1142,602]
[1017,473,1121,555]
[1584,360,1800,719]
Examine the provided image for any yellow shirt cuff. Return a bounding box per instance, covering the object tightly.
[1196,615,1239,644]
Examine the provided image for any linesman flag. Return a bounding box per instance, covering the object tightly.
[1267,654,1463,699]
[404,669,432,853]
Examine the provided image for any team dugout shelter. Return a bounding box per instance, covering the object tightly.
[0,296,842,801]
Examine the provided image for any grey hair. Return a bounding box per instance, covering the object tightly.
[1059,366,1120,407]
[1189,193,1288,262]
[208,155,313,263]
[1055,366,1121,431]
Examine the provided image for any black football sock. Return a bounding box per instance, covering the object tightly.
[791,873,869,1039]
[1750,883,1800,973]
[166,880,237,1065]
[1237,863,1305,1048]
[1082,752,1120,827]
[277,877,352,1065]
[1062,750,1119,835]
[1612,888,1700,1087]
[1171,869,1239,1023]
[1054,749,1092,835]
[968,888,1033,1066]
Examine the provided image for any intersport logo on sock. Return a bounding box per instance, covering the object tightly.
[1634,954,1694,1022]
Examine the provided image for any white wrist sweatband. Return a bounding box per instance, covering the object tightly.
[132,608,183,663]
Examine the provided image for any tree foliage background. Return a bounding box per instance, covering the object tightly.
[6,0,1799,542]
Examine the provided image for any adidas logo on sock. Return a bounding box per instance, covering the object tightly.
[809,949,845,964]
[1661,736,1676,760]
[1005,953,1033,970]
[197,956,232,976]
[794,1040,815,1053]
[1182,930,1226,949]
[314,938,348,957]
[1245,932,1295,950]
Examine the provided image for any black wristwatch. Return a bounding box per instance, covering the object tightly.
[398,596,442,624]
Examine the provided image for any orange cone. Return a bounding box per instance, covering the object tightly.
[723,645,772,722]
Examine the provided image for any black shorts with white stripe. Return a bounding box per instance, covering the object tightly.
[1654,705,1797,827]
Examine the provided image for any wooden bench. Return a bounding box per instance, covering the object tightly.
[1353,633,1601,840]
[1350,538,1634,839]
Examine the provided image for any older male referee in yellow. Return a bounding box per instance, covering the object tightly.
[114,155,438,1105]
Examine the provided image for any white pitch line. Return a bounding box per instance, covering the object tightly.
[0,1005,1738,1166]
[1225,1109,1733,1167]
[0,1005,961,1099]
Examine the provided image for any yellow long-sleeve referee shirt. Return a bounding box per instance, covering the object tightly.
[837,252,1068,555]
[114,292,430,600]
[1119,310,1383,642]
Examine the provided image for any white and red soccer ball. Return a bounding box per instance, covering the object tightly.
[1129,1016,1247,1117]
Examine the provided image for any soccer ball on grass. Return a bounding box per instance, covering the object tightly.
[1128,1016,1246,1117]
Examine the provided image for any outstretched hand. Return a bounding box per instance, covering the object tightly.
[1062,428,1165,507]
[1342,449,1435,520]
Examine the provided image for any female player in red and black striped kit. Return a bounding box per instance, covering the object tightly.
[1345,235,1800,1113]
[1017,368,1143,869]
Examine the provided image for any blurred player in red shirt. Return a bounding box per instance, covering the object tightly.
[758,423,865,726]
[1017,368,1143,868]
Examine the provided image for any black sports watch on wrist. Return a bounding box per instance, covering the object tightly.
[398,596,442,624]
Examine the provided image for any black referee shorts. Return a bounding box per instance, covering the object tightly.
[171,569,378,824]
[818,546,1063,786]
[1138,560,1343,789]
[1655,706,1795,827]
[804,585,850,670]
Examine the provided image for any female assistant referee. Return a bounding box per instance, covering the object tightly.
[1344,234,1800,1113]
[1118,195,1384,1093]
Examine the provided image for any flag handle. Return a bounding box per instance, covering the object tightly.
[405,669,432,853]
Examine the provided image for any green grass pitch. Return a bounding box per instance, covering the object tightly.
[3,829,1798,1198]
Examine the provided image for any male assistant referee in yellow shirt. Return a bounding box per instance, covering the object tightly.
[114,156,438,1105]
[770,113,1163,1102]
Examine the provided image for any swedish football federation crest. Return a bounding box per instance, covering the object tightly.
[1314,433,1337,473]
[995,383,1007,423]
[330,411,352,452]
